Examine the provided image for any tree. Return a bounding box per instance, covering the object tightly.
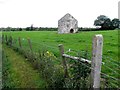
[19,28,22,31]
[94,15,111,29]
[26,27,30,31]
[94,15,120,30]
[111,18,120,29]
[30,24,34,31]
[102,18,112,30]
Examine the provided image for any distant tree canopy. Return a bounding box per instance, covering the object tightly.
[25,24,34,31]
[112,18,120,29]
[94,15,120,30]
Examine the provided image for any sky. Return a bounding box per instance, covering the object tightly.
[0,0,119,28]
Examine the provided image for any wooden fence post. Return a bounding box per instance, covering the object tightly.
[5,35,7,44]
[9,36,12,46]
[58,44,69,78]
[28,38,32,51]
[2,35,4,44]
[18,37,22,48]
[91,34,103,89]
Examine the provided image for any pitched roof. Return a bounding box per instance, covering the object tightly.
[58,13,77,22]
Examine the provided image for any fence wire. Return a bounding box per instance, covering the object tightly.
[2,34,120,88]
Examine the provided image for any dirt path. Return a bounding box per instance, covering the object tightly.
[3,45,46,88]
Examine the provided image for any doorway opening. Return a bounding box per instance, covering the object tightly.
[70,29,74,33]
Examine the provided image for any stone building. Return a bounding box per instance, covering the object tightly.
[58,13,78,34]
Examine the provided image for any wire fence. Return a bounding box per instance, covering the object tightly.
[2,34,120,88]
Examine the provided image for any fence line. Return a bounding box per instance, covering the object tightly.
[64,49,78,55]
[103,65,119,74]
[18,37,22,48]
[31,40,58,50]
[2,34,119,88]
[101,72,120,81]
[61,55,120,83]
[103,56,119,65]
[62,55,120,82]
[58,34,103,88]
[7,36,57,50]
[11,36,59,53]
[105,60,120,68]
[63,54,91,64]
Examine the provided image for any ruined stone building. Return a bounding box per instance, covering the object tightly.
[58,13,78,34]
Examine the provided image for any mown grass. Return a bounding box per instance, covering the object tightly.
[2,45,46,88]
[3,30,119,87]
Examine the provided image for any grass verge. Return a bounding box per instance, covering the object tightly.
[2,45,46,88]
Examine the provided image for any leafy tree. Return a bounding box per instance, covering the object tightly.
[111,18,120,29]
[94,15,120,30]
[25,27,30,31]
[102,18,112,30]
[25,24,34,31]
[94,15,111,29]
[19,28,22,31]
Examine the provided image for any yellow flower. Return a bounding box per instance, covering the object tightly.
[44,51,57,59]
[46,51,51,56]
[46,51,50,54]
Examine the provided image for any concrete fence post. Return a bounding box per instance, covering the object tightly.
[91,34,103,89]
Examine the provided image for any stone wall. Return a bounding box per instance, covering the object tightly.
[58,13,78,34]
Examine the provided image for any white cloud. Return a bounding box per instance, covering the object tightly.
[0,0,119,28]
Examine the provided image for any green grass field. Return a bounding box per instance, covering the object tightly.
[2,30,119,87]
[3,30,118,60]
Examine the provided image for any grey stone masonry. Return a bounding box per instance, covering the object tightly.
[58,13,78,34]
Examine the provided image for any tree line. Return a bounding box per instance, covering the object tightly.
[94,15,120,30]
[0,15,120,31]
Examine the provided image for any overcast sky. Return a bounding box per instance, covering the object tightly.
[0,0,119,28]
